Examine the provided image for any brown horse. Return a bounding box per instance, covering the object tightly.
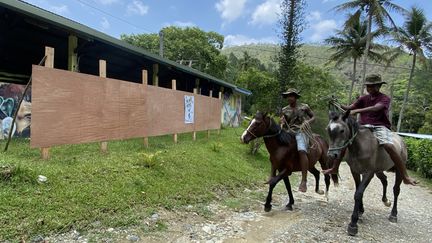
[240,111,337,211]
[327,110,406,236]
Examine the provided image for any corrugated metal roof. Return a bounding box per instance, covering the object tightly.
[398,132,432,140]
[0,0,252,95]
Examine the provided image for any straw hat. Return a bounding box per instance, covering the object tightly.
[364,74,387,85]
[282,88,301,98]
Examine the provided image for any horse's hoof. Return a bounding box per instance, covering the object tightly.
[264,205,272,212]
[316,189,324,195]
[284,204,293,211]
[347,224,358,236]
[389,215,397,223]
[383,200,392,207]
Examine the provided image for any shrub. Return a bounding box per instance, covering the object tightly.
[138,151,162,168]
[404,138,432,178]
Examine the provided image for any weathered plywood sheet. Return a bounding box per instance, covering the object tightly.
[30,65,221,148]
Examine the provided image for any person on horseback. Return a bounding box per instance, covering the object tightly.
[280,88,315,192]
[324,74,416,186]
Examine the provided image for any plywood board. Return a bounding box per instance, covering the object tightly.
[30,66,222,148]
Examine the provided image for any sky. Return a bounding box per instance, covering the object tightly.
[21,0,432,47]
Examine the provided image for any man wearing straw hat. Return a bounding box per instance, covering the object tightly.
[324,74,416,186]
[280,88,315,192]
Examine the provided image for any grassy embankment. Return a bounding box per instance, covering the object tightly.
[0,128,274,241]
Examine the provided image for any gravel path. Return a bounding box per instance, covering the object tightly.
[45,163,432,242]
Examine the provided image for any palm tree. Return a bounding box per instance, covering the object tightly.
[325,14,387,103]
[390,7,432,132]
[334,0,406,95]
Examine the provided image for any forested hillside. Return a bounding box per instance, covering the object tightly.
[222,44,413,89]
[222,44,431,133]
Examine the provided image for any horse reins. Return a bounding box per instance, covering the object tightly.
[328,124,358,153]
[246,117,281,139]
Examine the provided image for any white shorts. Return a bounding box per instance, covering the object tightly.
[372,126,394,145]
[295,132,309,152]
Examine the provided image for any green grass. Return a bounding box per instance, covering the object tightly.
[0,128,271,241]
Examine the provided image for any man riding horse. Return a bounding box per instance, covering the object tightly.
[323,74,416,186]
[280,88,315,192]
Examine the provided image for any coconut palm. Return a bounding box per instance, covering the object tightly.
[334,0,406,94]
[390,7,432,132]
[325,14,387,103]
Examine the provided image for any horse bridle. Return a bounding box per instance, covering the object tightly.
[246,117,281,139]
[328,121,358,153]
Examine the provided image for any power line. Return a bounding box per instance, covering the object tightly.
[73,0,153,34]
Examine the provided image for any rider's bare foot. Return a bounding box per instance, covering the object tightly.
[403,177,418,186]
[322,168,338,175]
[298,181,307,192]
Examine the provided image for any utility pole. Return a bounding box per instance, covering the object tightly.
[159,30,164,58]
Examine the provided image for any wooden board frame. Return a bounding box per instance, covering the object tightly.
[30,66,221,148]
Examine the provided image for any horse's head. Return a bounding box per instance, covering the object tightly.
[240,111,271,144]
[326,110,353,159]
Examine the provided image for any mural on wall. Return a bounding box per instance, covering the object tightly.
[222,92,241,127]
[0,83,31,139]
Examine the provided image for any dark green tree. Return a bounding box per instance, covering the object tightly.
[277,0,306,112]
[325,13,387,103]
[334,0,406,94]
[389,7,432,132]
[121,26,227,79]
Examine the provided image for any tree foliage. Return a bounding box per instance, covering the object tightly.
[333,0,406,94]
[389,7,432,131]
[277,0,307,111]
[121,26,227,79]
[325,13,388,103]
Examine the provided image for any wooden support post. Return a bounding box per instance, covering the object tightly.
[99,60,106,78]
[172,79,177,143]
[68,35,78,71]
[41,46,54,160]
[99,60,108,153]
[193,88,197,141]
[41,148,50,160]
[45,47,54,68]
[207,89,213,138]
[142,69,149,148]
[195,78,200,94]
[153,64,159,86]
[142,69,148,85]
[218,90,222,135]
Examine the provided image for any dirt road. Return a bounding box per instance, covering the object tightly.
[46,163,432,242]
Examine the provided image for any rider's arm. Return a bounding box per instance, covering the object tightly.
[341,104,355,110]
[351,103,385,115]
[305,107,315,124]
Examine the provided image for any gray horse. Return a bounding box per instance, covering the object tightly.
[327,110,406,236]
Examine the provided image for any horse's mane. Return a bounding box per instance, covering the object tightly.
[330,110,359,134]
[346,115,360,134]
[267,117,295,145]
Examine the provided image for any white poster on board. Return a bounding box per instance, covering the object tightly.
[184,95,194,123]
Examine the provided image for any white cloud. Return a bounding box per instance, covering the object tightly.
[101,17,110,30]
[224,34,277,47]
[310,19,337,42]
[250,0,281,26]
[49,4,69,15]
[306,11,321,21]
[127,0,149,16]
[215,0,247,23]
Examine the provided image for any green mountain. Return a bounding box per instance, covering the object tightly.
[222,44,413,93]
